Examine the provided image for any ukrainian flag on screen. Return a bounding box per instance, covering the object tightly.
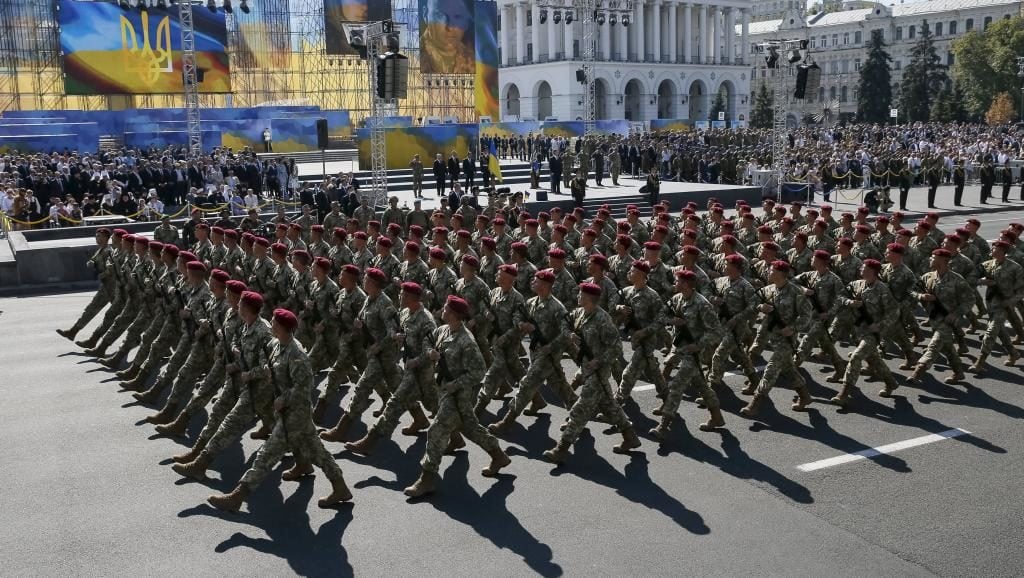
[489,140,502,183]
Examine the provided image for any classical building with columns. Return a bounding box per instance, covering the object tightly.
[744,0,1023,126]
[497,0,755,124]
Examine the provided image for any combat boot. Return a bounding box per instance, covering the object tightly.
[444,432,466,455]
[155,412,190,437]
[906,364,927,385]
[473,397,490,416]
[612,427,642,454]
[487,410,517,434]
[172,450,212,481]
[943,371,965,385]
[172,438,207,464]
[698,407,726,432]
[75,337,98,349]
[878,375,899,398]
[345,430,382,456]
[311,397,329,425]
[371,392,390,418]
[249,421,272,440]
[791,387,812,411]
[968,354,988,374]
[401,404,430,436]
[830,384,854,407]
[543,442,571,464]
[1005,349,1019,367]
[648,417,671,441]
[481,447,511,477]
[318,476,353,507]
[826,370,844,384]
[319,413,354,442]
[740,380,758,396]
[115,364,140,380]
[56,327,77,341]
[145,404,178,425]
[740,394,767,418]
[282,459,315,481]
[99,351,126,369]
[522,393,548,416]
[899,354,918,371]
[404,470,440,498]
[83,344,107,357]
[132,381,163,402]
[207,484,250,513]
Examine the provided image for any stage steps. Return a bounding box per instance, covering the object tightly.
[258,149,357,164]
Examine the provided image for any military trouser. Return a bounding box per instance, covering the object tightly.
[69,285,111,333]
[618,338,667,399]
[86,294,126,343]
[371,365,436,437]
[611,167,620,185]
[828,308,856,345]
[471,322,493,367]
[797,317,845,369]
[345,348,401,419]
[1008,307,1024,340]
[124,313,169,368]
[980,306,1016,357]
[843,332,896,389]
[755,334,805,395]
[163,338,216,408]
[479,337,526,402]
[664,351,719,416]
[710,327,758,384]
[203,381,275,456]
[421,385,502,474]
[178,348,227,421]
[321,336,367,401]
[881,317,917,362]
[96,305,146,353]
[240,411,344,489]
[896,300,924,340]
[917,322,964,374]
[560,362,631,445]
[508,349,576,416]
[307,328,341,374]
[136,323,184,382]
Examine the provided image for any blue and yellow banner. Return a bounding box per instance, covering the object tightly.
[356,124,479,170]
[58,0,230,95]
[474,1,499,120]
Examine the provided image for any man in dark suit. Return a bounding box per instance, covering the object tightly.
[479,152,491,189]
[591,148,605,187]
[952,159,965,207]
[432,153,446,196]
[549,152,562,194]
[447,152,460,191]
[462,153,476,189]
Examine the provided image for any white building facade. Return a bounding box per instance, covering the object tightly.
[743,0,1024,126]
[497,0,755,124]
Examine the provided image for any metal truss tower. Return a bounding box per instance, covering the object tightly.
[179,1,202,157]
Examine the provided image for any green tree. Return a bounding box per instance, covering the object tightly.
[899,20,948,122]
[750,82,773,129]
[930,83,956,122]
[856,29,893,123]
[709,88,727,121]
[986,91,1017,125]
[952,16,1024,120]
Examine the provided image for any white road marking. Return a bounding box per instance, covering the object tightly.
[633,365,766,392]
[796,428,970,472]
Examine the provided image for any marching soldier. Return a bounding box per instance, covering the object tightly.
[58,228,114,341]
[907,249,973,386]
[971,241,1024,373]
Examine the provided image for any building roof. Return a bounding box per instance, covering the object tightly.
[747,19,784,35]
[741,0,1021,34]
[892,0,1021,17]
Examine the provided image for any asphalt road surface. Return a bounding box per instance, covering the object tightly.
[3,209,1024,577]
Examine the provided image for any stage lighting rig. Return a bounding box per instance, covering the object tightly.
[156,0,167,10]
[239,0,249,13]
[540,9,547,23]
[223,0,232,13]
[553,10,561,23]
[137,0,147,12]
[118,0,131,9]
[206,0,216,12]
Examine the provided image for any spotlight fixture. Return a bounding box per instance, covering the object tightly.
[621,14,629,26]
[540,9,547,24]
[155,0,166,9]
[596,12,606,25]
[223,0,233,14]
[239,0,249,13]
[118,0,130,9]
[565,10,574,24]
[207,0,217,12]
[787,49,802,64]
[609,13,617,25]
[553,10,561,24]
[137,0,147,12]
[764,46,779,68]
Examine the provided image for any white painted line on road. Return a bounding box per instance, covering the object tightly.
[633,365,767,392]
[796,428,970,473]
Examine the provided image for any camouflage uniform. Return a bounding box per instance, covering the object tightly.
[661,292,723,419]
[708,276,760,385]
[345,293,402,419]
[426,265,458,314]
[68,244,113,335]
[176,298,237,423]
[371,306,437,436]
[617,285,668,399]
[837,279,900,398]
[95,254,155,354]
[117,262,174,370]
[198,317,275,456]
[239,337,346,489]
[321,286,368,401]
[507,294,576,416]
[400,258,430,288]
[912,270,973,377]
[421,324,503,474]
[793,270,847,370]
[84,247,133,344]
[754,282,812,396]
[978,258,1024,361]
[455,275,494,365]
[304,277,341,372]
[144,280,211,391]
[161,288,221,410]
[880,262,921,359]
[558,307,632,445]
[479,286,527,405]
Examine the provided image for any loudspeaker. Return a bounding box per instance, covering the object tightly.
[794,65,809,99]
[316,118,329,149]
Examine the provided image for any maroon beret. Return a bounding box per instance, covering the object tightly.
[224,229,239,240]
[254,237,271,248]
[771,260,791,272]
[643,241,662,251]
[272,308,299,331]
[481,236,497,249]
[311,225,324,233]
[456,229,471,239]
[211,226,224,235]
[534,268,556,283]
[112,228,127,237]
[813,250,831,261]
[226,280,247,295]
[547,248,567,260]
[353,231,368,240]
[341,264,361,277]
[675,269,697,282]
[197,223,210,231]
[461,254,480,268]
[270,242,288,255]
[446,295,471,316]
[405,241,421,254]
[400,281,423,296]
[579,282,602,297]
[409,225,425,236]
[428,247,447,261]
[498,264,518,276]
[589,254,609,268]
[387,223,402,233]
[365,267,388,284]
[376,237,393,249]
[163,244,180,257]
[186,261,207,273]
[886,243,905,254]
[179,250,197,262]
[931,248,953,258]
[291,249,311,263]
[632,260,651,274]
[210,268,231,284]
[725,253,744,266]
[993,240,1012,250]
[862,259,882,271]
[148,241,164,252]
[314,256,332,271]
[240,291,264,310]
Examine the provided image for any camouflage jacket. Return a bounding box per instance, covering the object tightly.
[306,277,340,331]
[794,270,846,319]
[489,286,527,346]
[328,244,353,274]
[550,267,578,307]
[710,275,759,329]
[570,307,622,368]
[426,266,458,313]
[431,324,486,391]
[332,286,367,340]
[787,247,814,274]
[582,275,622,313]
[841,280,898,334]
[234,317,274,390]
[455,275,493,325]
[269,336,314,423]
[913,270,974,322]
[524,294,570,357]
[880,262,918,303]
[981,258,1024,309]
[514,260,538,299]
[757,281,812,334]
[619,285,666,343]
[400,306,437,366]
[359,292,400,354]
[400,258,430,288]
[248,256,275,295]
[665,291,723,352]
[830,253,863,285]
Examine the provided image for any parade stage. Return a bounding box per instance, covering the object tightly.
[521,180,764,217]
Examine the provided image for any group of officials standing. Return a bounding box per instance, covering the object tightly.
[57,193,1024,513]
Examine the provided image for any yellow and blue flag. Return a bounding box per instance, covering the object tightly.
[488,140,503,183]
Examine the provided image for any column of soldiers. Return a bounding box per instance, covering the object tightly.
[58,196,1024,512]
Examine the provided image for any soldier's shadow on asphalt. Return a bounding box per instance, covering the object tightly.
[547,431,712,536]
[406,453,565,578]
[179,472,355,577]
